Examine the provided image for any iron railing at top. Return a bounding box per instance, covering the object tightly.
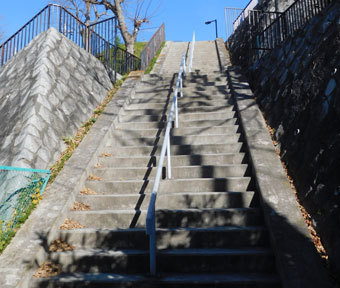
[232,0,259,32]
[0,4,141,79]
[146,50,189,275]
[140,23,165,70]
[253,0,333,50]
[224,8,243,39]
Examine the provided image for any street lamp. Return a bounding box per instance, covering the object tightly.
[205,19,218,38]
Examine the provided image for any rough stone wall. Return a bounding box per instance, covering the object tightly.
[0,28,113,170]
[229,1,340,276]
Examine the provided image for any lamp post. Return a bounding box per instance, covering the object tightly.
[205,19,218,38]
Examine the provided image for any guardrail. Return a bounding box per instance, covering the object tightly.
[224,8,243,39]
[140,23,165,70]
[146,52,187,275]
[232,0,258,31]
[0,3,140,79]
[253,0,333,50]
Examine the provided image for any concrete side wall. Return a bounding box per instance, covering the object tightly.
[228,1,340,277]
[0,28,112,170]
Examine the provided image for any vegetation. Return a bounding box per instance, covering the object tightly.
[0,175,45,253]
[145,41,165,74]
[116,42,147,58]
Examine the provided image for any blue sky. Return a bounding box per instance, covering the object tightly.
[1,0,249,43]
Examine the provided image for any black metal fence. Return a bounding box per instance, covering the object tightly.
[0,4,141,79]
[253,0,333,50]
[140,23,165,70]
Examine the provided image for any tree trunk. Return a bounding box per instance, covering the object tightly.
[126,41,135,55]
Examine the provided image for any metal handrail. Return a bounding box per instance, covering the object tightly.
[140,23,165,70]
[188,31,195,72]
[146,53,187,275]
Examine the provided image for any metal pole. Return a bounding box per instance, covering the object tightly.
[215,20,218,38]
[167,135,172,179]
[114,17,117,83]
[175,96,179,128]
[180,77,183,98]
[149,215,156,275]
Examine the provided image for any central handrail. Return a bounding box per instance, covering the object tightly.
[188,31,195,72]
[146,52,187,275]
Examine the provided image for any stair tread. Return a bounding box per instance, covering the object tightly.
[159,247,273,255]
[86,176,251,183]
[59,226,266,234]
[100,152,245,159]
[49,247,272,258]
[78,191,254,196]
[69,207,259,214]
[33,272,280,283]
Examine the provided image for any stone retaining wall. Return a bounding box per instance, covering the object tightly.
[228,0,340,277]
[0,27,113,170]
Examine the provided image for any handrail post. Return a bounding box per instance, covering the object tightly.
[167,135,172,179]
[175,96,179,128]
[149,210,156,275]
[180,77,183,98]
[183,57,187,76]
[189,32,195,72]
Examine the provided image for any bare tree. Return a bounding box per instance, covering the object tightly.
[52,0,109,49]
[53,0,108,25]
[55,0,157,55]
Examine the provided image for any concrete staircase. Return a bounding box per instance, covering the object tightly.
[30,42,281,287]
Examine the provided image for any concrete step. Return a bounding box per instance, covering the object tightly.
[119,114,167,123]
[47,249,149,273]
[115,117,237,129]
[57,226,269,250]
[156,207,262,228]
[111,134,241,147]
[179,111,236,121]
[157,248,275,273]
[30,272,281,288]
[121,105,234,116]
[118,111,236,123]
[76,191,255,210]
[123,103,168,111]
[67,207,262,229]
[133,89,170,98]
[129,94,231,104]
[44,248,274,275]
[178,100,232,107]
[98,153,247,168]
[111,125,239,138]
[92,164,248,180]
[107,142,243,157]
[85,177,252,194]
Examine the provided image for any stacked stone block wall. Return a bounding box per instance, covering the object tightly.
[0,28,113,170]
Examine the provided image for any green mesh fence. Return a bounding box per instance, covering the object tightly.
[0,166,50,252]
